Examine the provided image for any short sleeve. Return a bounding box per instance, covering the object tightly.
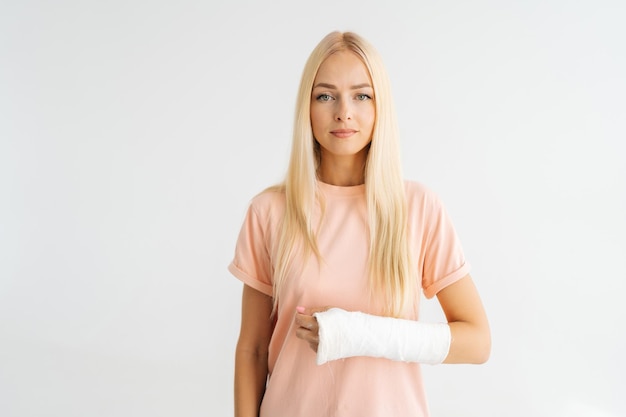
[421,193,471,299]
[228,202,274,296]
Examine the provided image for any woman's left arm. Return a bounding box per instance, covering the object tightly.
[437,274,491,364]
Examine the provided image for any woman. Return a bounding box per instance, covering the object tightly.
[229,30,490,417]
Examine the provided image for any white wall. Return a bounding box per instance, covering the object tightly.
[1,1,624,416]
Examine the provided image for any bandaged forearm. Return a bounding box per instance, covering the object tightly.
[313,308,451,366]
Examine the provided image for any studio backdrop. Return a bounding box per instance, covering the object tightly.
[1,1,624,416]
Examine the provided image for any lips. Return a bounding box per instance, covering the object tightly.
[330,129,357,138]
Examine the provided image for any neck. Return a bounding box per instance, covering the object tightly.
[317,157,366,186]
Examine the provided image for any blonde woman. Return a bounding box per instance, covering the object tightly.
[229,31,491,417]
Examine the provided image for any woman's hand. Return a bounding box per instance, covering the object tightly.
[294,306,329,353]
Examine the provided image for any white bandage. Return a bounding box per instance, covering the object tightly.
[313,308,451,366]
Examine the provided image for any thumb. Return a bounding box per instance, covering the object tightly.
[297,306,332,316]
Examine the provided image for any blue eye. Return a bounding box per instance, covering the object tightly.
[356,94,371,101]
[316,93,333,102]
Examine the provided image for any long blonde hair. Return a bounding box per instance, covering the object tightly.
[270,31,416,317]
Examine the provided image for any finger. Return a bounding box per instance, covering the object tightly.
[296,306,332,316]
[296,326,318,341]
[295,327,319,344]
[295,327,308,340]
[294,312,307,326]
[295,315,317,330]
[308,306,332,315]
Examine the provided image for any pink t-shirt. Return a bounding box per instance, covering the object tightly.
[229,180,470,417]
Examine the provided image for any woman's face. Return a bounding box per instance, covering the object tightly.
[310,50,375,166]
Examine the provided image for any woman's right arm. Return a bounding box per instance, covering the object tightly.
[234,284,274,417]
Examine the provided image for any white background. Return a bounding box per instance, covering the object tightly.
[1,1,625,416]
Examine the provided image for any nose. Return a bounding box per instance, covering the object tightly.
[334,99,352,121]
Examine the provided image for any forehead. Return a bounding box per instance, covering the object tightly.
[314,50,372,85]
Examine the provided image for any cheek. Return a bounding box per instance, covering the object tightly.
[364,106,376,129]
[310,106,325,133]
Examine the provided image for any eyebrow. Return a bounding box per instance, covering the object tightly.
[312,82,373,90]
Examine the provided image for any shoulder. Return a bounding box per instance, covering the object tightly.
[403,179,443,207]
[247,185,286,220]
